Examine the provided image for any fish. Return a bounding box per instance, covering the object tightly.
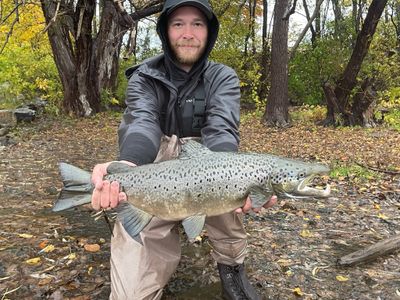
[53,140,331,241]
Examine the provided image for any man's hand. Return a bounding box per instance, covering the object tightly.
[91,160,136,211]
[235,195,278,214]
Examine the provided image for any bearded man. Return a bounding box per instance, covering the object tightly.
[90,0,276,299]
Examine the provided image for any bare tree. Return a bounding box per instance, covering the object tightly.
[290,0,324,59]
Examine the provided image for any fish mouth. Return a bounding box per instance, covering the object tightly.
[294,175,331,198]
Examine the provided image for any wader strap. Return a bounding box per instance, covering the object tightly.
[192,80,206,134]
[180,78,206,137]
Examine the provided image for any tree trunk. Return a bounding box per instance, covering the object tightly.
[323,0,388,126]
[258,0,270,101]
[331,0,343,34]
[262,0,290,127]
[40,0,162,116]
[351,78,377,127]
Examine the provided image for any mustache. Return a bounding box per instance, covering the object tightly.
[176,43,200,48]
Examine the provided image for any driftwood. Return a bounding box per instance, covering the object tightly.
[337,234,400,266]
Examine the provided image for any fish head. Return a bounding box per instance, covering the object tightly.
[271,160,331,199]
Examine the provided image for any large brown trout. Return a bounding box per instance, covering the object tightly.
[54,140,330,240]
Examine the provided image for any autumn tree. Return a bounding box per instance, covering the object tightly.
[35,0,164,116]
[322,0,389,127]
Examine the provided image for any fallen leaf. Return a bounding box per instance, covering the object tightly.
[18,233,33,239]
[300,229,313,238]
[336,275,349,282]
[26,257,41,265]
[38,277,53,286]
[293,287,304,296]
[84,244,100,252]
[38,240,49,249]
[377,213,388,220]
[40,244,55,253]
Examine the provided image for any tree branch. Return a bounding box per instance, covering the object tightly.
[41,0,61,34]
[0,1,21,54]
[289,0,324,59]
[282,0,297,20]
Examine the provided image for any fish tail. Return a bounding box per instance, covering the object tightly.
[53,162,94,212]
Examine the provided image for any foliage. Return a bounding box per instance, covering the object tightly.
[211,0,262,106]
[289,105,327,123]
[0,1,62,112]
[288,18,355,106]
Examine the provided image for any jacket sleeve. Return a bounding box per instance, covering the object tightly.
[118,71,163,165]
[201,65,240,152]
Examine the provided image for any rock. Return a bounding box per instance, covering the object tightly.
[21,98,47,114]
[0,110,17,127]
[14,107,36,122]
[0,135,15,146]
[0,125,10,137]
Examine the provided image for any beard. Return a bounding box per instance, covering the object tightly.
[170,41,206,67]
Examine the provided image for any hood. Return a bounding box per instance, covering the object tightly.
[156,0,219,75]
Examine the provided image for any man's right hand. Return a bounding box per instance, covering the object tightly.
[91,160,136,211]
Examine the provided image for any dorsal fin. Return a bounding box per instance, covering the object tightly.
[179,140,212,159]
[107,162,135,174]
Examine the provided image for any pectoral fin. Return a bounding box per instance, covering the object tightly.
[248,185,274,208]
[182,215,206,242]
[115,202,153,244]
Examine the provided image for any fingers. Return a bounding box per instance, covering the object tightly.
[91,161,134,211]
[236,195,278,215]
[91,163,109,189]
[236,197,252,214]
[263,195,278,209]
[109,181,120,208]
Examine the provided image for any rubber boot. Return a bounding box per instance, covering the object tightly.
[217,263,262,300]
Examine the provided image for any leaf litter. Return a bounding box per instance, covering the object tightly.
[0,111,399,299]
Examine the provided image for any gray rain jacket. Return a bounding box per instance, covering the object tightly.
[118,0,240,165]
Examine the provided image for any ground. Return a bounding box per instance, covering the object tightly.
[0,111,399,300]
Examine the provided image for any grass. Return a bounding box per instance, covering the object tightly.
[329,163,381,183]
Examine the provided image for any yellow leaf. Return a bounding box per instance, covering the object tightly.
[88,266,93,275]
[300,229,313,238]
[374,204,381,210]
[377,213,388,220]
[18,233,33,239]
[336,275,349,282]
[277,259,292,266]
[40,244,55,253]
[26,257,41,265]
[315,215,321,219]
[68,253,76,260]
[293,287,303,296]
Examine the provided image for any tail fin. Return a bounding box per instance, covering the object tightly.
[53,163,94,212]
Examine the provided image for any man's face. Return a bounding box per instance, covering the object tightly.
[167,6,208,72]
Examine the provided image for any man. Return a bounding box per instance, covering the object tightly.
[91,0,276,299]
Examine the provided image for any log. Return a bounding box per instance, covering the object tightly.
[337,234,400,266]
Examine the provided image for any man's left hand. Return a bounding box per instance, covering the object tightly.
[235,195,277,214]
